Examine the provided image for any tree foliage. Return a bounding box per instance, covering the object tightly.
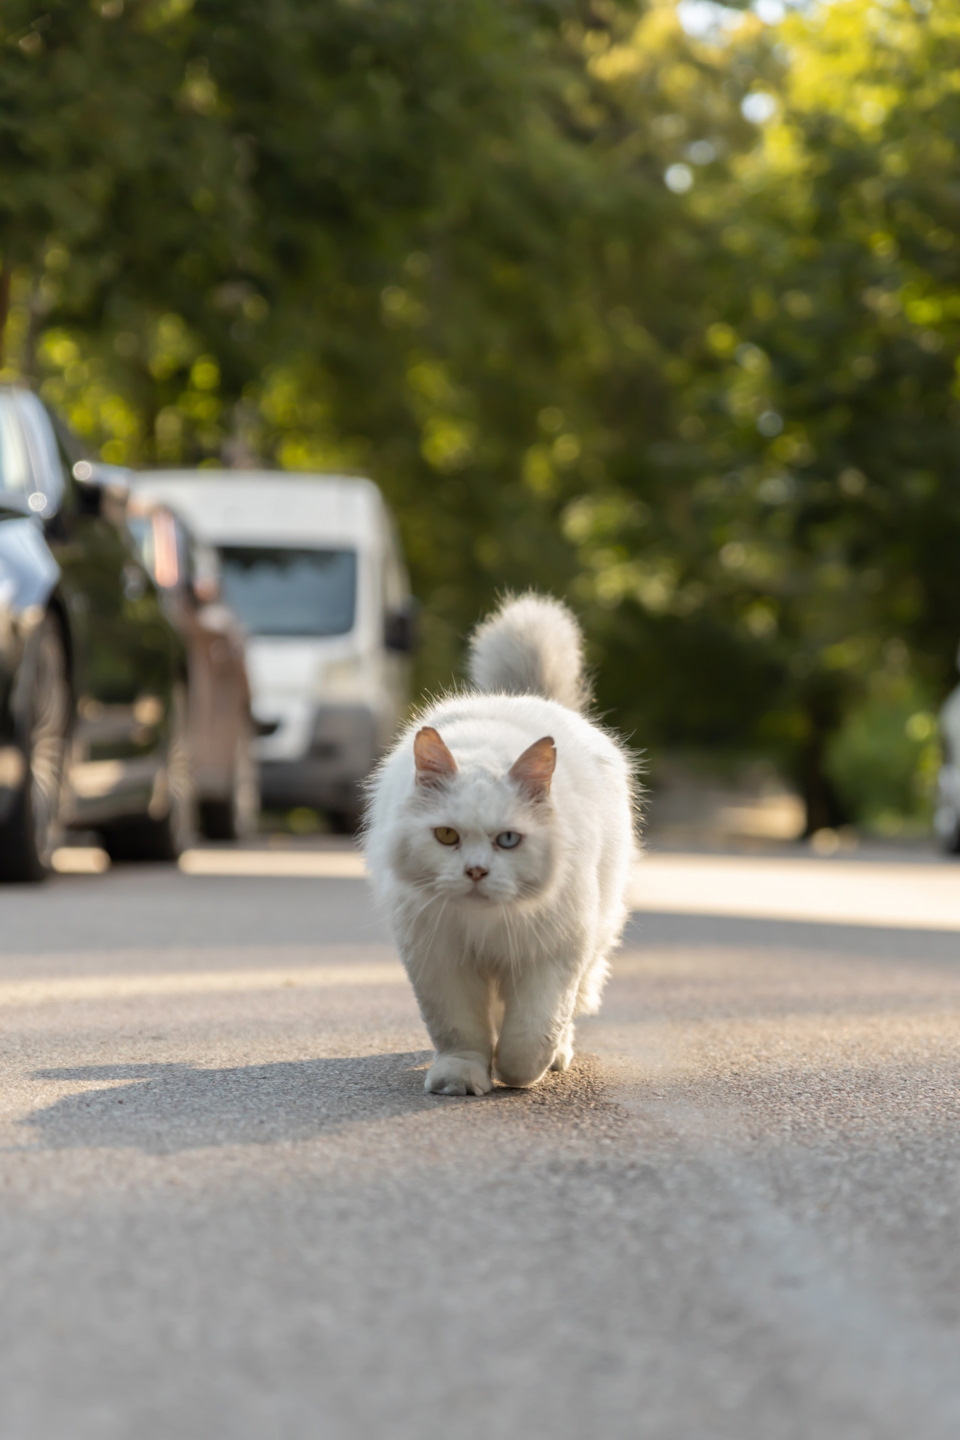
[1,0,957,830]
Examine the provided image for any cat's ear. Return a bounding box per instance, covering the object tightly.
[509,736,556,802]
[414,727,458,787]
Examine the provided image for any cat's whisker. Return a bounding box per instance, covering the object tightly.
[499,908,514,981]
[425,897,449,960]
[505,894,545,956]
[503,907,523,990]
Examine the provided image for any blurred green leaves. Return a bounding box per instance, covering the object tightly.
[2,0,960,831]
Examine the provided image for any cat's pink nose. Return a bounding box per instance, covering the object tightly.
[465,865,489,882]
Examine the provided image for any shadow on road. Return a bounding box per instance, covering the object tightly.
[22,1053,440,1153]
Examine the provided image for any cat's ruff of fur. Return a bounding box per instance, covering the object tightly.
[363,592,638,1097]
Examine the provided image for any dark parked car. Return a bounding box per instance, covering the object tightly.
[936,647,960,855]
[0,386,191,880]
[126,496,260,840]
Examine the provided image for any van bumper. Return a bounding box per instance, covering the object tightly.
[259,703,377,812]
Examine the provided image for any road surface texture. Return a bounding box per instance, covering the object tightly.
[2,845,960,1440]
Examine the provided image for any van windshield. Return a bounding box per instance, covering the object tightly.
[218,546,357,637]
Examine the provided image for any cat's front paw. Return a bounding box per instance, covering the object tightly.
[425,1054,492,1097]
[494,1046,553,1089]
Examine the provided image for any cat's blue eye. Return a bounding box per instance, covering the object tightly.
[495,831,522,850]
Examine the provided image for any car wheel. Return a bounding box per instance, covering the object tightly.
[199,722,260,842]
[328,803,362,836]
[935,767,960,856]
[0,615,70,883]
[101,684,196,862]
[941,811,960,856]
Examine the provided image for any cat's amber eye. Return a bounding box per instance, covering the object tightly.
[495,831,522,850]
[433,826,460,846]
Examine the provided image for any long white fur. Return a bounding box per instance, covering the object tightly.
[363,593,638,1096]
[468,591,590,712]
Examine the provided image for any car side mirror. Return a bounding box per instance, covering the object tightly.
[384,599,419,654]
[190,542,222,606]
[73,460,131,524]
[190,575,221,606]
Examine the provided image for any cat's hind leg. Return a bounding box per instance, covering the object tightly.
[549,952,609,1071]
[549,1020,575,1072]
[574,951,611,1017]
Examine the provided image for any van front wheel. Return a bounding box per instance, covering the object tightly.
[328,804,361,836]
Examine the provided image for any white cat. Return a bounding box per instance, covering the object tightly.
[363,593,638,1096]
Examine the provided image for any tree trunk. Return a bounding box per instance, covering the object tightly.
[800,740,849,834]
[797,702,851,835]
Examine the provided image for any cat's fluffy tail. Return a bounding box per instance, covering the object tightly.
[467,593,589,712]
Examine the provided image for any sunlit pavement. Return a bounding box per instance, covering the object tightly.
[2,847,960,1439]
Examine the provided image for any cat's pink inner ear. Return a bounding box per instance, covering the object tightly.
[509,735,556,801]
[413,727,458,787]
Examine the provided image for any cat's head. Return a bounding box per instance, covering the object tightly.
[391,726,559,906]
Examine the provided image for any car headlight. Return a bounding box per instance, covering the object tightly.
[318,657,365,698]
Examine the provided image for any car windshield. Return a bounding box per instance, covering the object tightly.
[218,545,357,637]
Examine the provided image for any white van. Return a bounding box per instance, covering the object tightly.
[129,471,415,828]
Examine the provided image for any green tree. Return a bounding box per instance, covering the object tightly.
[4,0,957,834]
[563,0,960,830]
[684,0,960,827]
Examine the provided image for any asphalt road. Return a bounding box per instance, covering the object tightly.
[2,848,960,1440]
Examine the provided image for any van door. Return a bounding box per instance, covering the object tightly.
[379,513,414,750]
